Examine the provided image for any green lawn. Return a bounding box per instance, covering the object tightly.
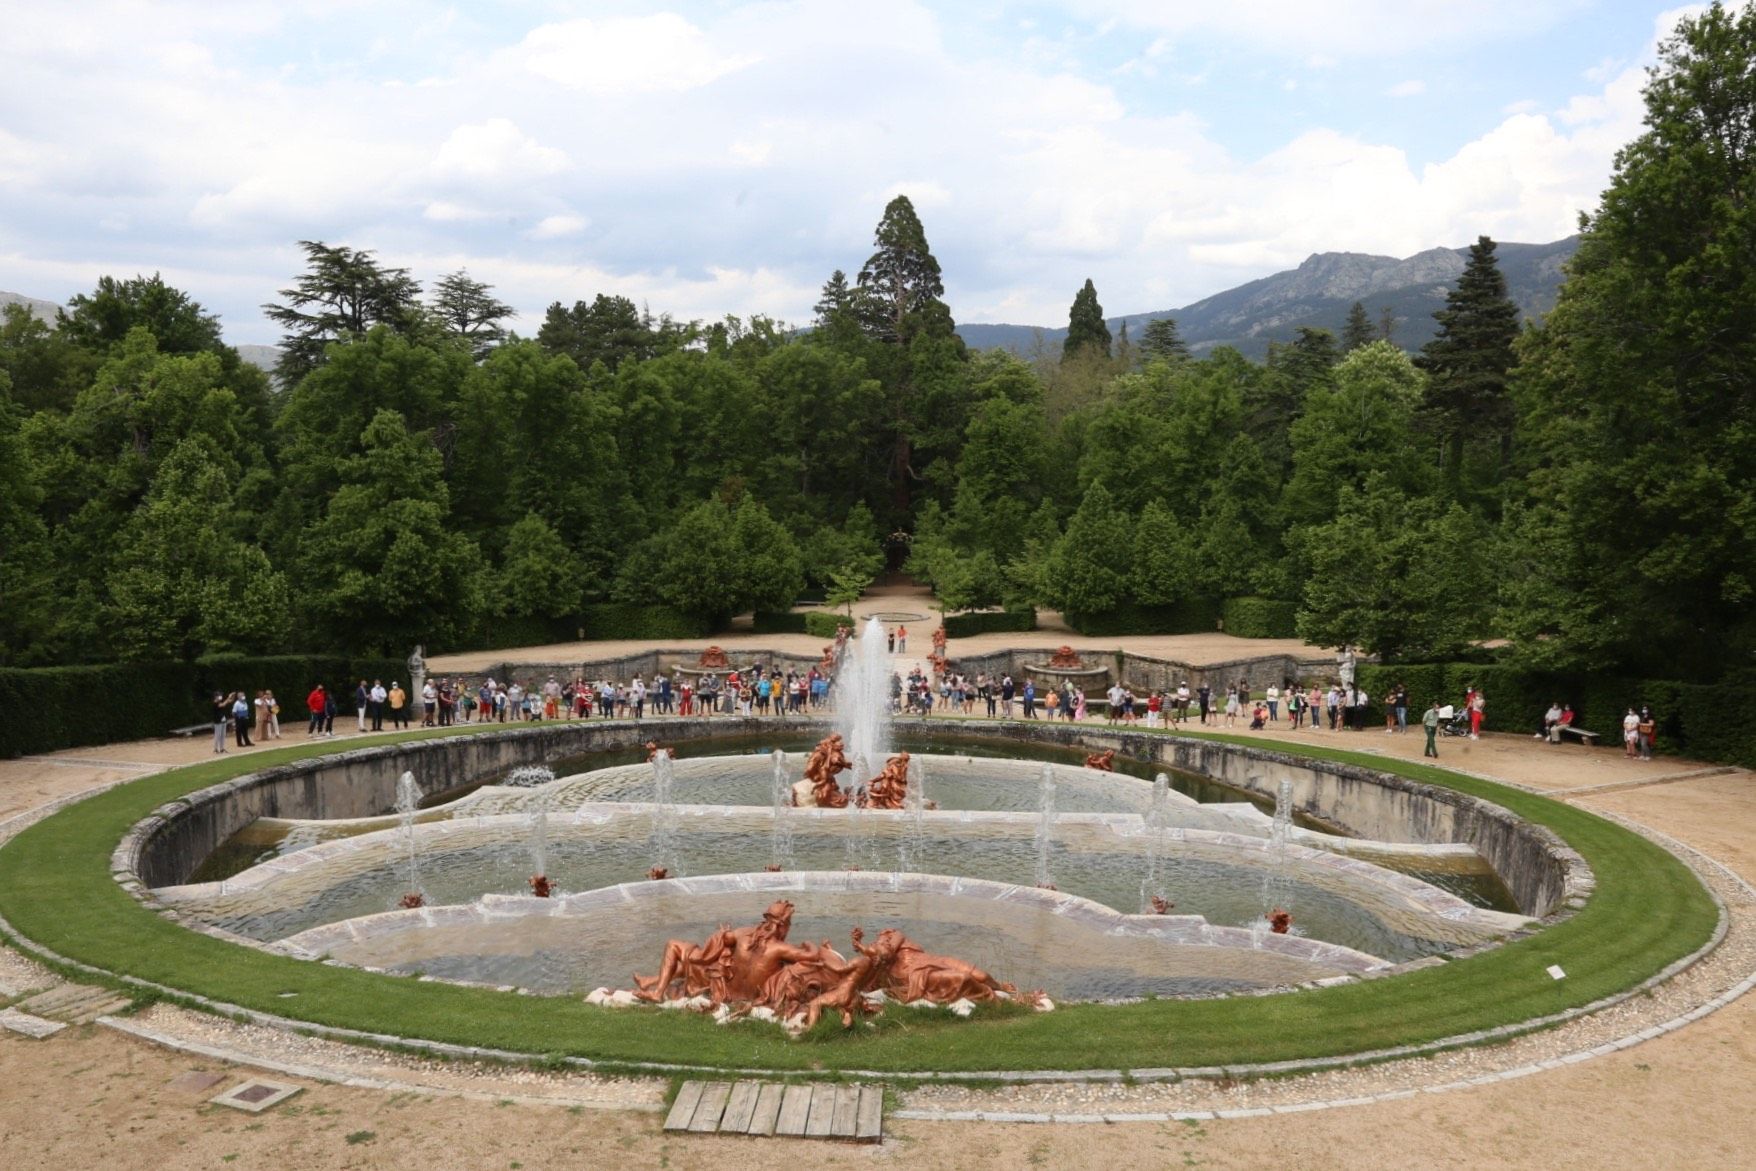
[0,724,1717,1075]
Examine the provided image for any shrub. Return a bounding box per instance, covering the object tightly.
[1064,600,1220,637]
[942,609,1037,638]
[804,612,855,639]
[1221,596,1297,639]
[752,611,810,634]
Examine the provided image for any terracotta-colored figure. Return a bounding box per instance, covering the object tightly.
[647,866,670,881]
[1149,895,1174,915]
[529,875,553,898]
[632,900,821,1005]
[644,739,669,762]
[792,733,852,808]
[819,645,837,673]
[858,752,912,809]
[872,928,1019,1005]
[931,627,947,653]
[1268,908,1293,934]
[1048,646,1084,669]
[697,646,731,669]
[1084,748,1116,771]
[398,892,425,909]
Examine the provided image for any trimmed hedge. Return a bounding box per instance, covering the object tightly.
[1356,662,1756,768]
[0,654,404,760]
[942,608,1037,638]
[575,604,708,641]
[752,611,809,634]
[1221,596,1298,639]
[805,612,855,638]
[1065,599,1221,637]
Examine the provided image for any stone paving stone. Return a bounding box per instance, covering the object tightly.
[0,1008,67,1039]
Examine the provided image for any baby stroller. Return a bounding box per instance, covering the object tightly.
[1437,704,1472,738]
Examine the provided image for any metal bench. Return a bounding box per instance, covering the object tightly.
[1552,725,1600,746]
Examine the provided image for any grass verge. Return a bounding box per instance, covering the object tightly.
[0,724,1718,1074]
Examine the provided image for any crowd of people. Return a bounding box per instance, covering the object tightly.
[204,654,1665,767]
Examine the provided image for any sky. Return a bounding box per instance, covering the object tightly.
[0,1,1705,344]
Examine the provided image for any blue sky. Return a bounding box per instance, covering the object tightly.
[0,1,1702,343]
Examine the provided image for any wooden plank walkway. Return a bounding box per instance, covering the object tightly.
[663,1080,883,1142]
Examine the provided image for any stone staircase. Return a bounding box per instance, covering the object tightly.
[0,983,133,1038]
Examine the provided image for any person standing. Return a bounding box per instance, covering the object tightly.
[306,683,327,736]
[1022,680,1036,719]
[1423,702,1441,758]
[1637,707,1656,760]
[369,680,387,731]
[232,691,254,748]
[887,627,896,653]
[389,681,407,728]
[1468,690,1485,740]
[897,625,908,653]
[1394,685,1409,734]
[211,692,230,754]
[354,680,370,733]
[1266,684,1280,723]
[1622,708,1640,758]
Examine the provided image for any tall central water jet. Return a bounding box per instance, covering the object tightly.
[835,617,893,780]
[1139,772,1170,912]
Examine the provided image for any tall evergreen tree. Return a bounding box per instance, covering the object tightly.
[264,241,424,384]
[1501,1,1756,677]
[855,196,953,345]
[1341,301,1376,352]
[1139,316,1190,362]
[1064,279,1112,359]
[428,270,513,360]
[1417,236,1520,486]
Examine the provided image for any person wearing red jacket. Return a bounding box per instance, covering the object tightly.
[306,684,328,736]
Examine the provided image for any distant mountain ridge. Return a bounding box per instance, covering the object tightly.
[956,236,1580,359]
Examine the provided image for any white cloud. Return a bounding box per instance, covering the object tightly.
[1386,79,1426,97]
[432,119,568,181]
[527,214,589,240]
[503,13,759,94]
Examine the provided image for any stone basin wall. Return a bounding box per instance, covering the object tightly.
[120,717,1587,922]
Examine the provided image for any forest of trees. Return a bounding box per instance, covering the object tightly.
[0,4,1749,687]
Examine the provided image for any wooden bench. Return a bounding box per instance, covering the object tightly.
[168,723,212,738]
[1552,725,1600,746]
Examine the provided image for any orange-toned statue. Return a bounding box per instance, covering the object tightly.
[932,626,947,652]
[858,751,911,809]
[870,928,1019,1005]
[1048,646,1084,669]
[632,899,824,1004]
[1084,748,1116,771]
[697,646,731,669]
[1267,908,1292,934]
[792,732,852,808]
[819,644,836,673]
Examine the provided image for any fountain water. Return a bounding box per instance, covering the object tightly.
[527,787,553,895]
[393,771,423,906]
[649,749,680,876]
[835,617,893,777]
[1139,772,1171,912]
[1033,762,1058,888]
[502,765,556,789]
[1258,777,1296,932]
[898,755,928,872]
[768,750,794,869]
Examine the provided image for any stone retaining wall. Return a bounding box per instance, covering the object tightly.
[120,718,1586,922]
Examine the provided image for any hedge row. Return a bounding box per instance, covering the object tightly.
[752,611,809,634]
[575,604,708,641]
[942,608,1037,638]
[1355,661,1756,768]
[1065,600,1221,637]
[0,654,403,759]
[1221,596,1298,639]
[805,612,855,638]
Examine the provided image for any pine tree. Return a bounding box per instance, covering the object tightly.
[855,196,952,344]
[1416,235,1520,485]
[813,270,851,325]
[1378,306,1396,343]
[264,241,423,385]
[1139,316,1190,362]
[1064,279,1111,359]
[1341,301,1375,352]
[428,270,513,360]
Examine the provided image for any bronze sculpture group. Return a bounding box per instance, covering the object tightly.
[789,732,931,811]
[628,899,1037,1030]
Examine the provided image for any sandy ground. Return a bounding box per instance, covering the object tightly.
[427,581,1326,674]
[2,716,1753,1168]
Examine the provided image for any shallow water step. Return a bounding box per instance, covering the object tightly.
[664,1079,882,1142]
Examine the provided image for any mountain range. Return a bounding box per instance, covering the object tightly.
[5,234,1579,374]
[955,236,1580,359]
